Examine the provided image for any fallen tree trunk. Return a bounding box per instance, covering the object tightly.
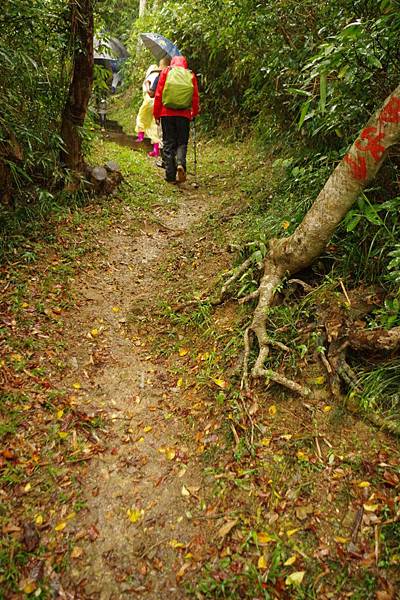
[244,84,400,392]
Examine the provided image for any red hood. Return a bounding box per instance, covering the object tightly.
[171,56,188,68]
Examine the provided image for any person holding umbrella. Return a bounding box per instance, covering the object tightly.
[153,55,199,183]
[135,63,164,157]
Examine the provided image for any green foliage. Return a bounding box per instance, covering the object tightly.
[129,1,400,303]
[386,244,400,285]
[96,0,138,40]
[352,357,400,418]
[0,0,71,195]
[131,0,399,141]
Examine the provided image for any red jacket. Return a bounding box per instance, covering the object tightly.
[153,55,199,121]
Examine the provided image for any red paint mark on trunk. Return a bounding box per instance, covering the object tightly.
[379,96,400,124]
[355,126,385,162]
[344,153,367,181]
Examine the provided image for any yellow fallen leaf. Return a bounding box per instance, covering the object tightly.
[334,536,349,544]
[257,532,275,545]
[71,546,83,559]
[176,562,191,581]
[66,512,76,521]
[282,220,290,230]
[11,353,22,361]
[258,555,267,570]
[198,352,210,361]
[112,306,120,313]
[213,378,227,389]
[358,481,370,488]
[35,514,43,525]
[364,504,379,512]
[284,555,297,566]
[268,404,277,416]
[179,348,189,357]
[177,377,183,387]
[90,328,99,337]
[58,431,69,439]
[55,521,67,531]
[137,437,144,443]
[21,302,29,308]
[169,539,186,548]
[323,405,332,412]
[285,571,305,586]
[143,425,152,433]
[72,382,81,390]
[165,447,176,460]
[260,438,271,447]
[281,434,293,440]
[287,528,300,537]
[22,581,37,594]
[56,409,64,419]
[297,451,309,461]
[127,508,143,523]
[312,376,326,385]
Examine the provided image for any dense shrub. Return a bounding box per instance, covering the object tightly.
[0,1,71,195]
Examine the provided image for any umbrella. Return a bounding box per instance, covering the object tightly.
[94,36,129,92]
[140,33,181,61]
[94,36,129,61]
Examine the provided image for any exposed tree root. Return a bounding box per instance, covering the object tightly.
[217,255,255,302]
[239,260,312,396]
[349,325,400,353]
[320,324,400,436]
[237,84,400,400]
[238,289,260,304]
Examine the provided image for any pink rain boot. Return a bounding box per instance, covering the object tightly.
[148,143,160,158]
[135,131,144,143]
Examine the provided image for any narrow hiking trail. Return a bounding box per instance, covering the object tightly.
[1,137,400,599]
[58,177,219,598]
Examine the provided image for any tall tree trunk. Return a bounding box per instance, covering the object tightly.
[245,84,400,390]
[136,0,148,56]
[0,127,23,207]
[60,0,93,172]
[139,0,147,17]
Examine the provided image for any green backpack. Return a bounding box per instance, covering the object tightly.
[162,66,194,110]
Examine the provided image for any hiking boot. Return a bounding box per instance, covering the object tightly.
[176,164,186,183]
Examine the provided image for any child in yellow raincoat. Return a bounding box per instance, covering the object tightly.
[135,64,161,157]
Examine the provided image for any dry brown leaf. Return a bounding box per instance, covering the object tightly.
[217,519,238,538]
[176,562,191,581]
[71,546,84,559]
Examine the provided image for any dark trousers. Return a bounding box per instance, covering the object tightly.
[161,116,190,182]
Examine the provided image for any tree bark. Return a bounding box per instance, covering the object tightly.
[60,0,93,172]
[246,85,400,389]
[139,0,147,17]
[136,0,148,56]
[0,127,22,207]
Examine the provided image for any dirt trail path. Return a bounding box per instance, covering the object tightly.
[59,185,217,598]
[4,139,400,599]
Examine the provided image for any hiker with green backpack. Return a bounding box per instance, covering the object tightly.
[153,55,199,183]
